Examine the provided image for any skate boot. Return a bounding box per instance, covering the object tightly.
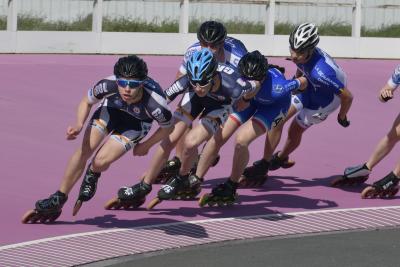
[361,172,400,199]
[73,166,101,216]
[147,174,202,209]
[269,151,295,171]
[199,179,238,207]
[154,156,181,184]
[239,159,269,187]
[104,181,152,210]
[22,191,68,224]
[175,174,203,200]
[331,163,370,187]
[189,154,221,175]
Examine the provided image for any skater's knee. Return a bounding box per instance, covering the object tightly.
[387,128,400,143]
[235,135,251,148]
[91,155,111,172]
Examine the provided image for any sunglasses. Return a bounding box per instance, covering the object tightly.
[189,79,212,88]
[200,41,224,50]
[116,78,144,88]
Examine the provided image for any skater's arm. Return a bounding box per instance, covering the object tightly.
[337,87,353,127]
[66,95,93,140]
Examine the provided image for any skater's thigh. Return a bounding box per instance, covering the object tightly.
[235,119,266,146]
[389,112,400,139]
[94,138,128,166]
[185,123,213,148]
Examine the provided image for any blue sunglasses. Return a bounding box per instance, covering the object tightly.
[116,78,144,88]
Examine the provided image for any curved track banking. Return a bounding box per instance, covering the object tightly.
[0,55,399,266]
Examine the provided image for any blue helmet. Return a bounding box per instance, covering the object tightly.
[186,48,218,83]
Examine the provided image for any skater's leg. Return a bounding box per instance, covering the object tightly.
[365,113,400,170]
[230,119,266,183]
[196,118,239,179]
[180,123,212,175]
[59,125,106,195]
[262,104,296,161]
[277,119,306,160]
[142,120,188,185]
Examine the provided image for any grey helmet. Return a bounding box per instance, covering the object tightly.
[289,23,319,51]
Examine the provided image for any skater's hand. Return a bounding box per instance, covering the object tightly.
[379,87,394,102]
[66,125,83,140]
[133,142,150,156]
[337,114,350,128]
[235,97,250,112]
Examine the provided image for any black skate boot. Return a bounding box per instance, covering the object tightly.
[361,172,400,199]
[104,181,152,210]
[22,191,68,224]
[199,179,238,207]
[147,174,190,209]
[73,166,101,216]
[269,151,295,171]
[175,174,203,200]
[239,159,270,187]
[331,163,370,187]
[155,156,181,184]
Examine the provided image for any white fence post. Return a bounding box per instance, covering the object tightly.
[7,0,18,32]
[352,0,361,37]
[92,0,103,33]
[179,0,189,34]
[266,0,275,35]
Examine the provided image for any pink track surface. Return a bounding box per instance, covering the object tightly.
[0,54,399,246]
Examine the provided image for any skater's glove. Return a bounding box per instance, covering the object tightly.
[337,114,350,128]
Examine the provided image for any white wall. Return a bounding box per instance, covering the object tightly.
[4,0,400,29]
[1,31,399,59]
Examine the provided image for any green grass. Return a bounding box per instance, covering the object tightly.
[18,14,92,31]
[0,16,6,30]
[103,17,178,32]
[7,14,400,37]
[363,24,400,37]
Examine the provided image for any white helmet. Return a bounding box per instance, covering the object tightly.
[289,23,319,51]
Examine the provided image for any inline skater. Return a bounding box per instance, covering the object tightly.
[22,55,173,223]
[335,65,400,199]
[156,20,248,183]
[198,51,307,207]
[242,23,353,184]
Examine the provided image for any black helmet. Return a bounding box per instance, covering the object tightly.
[289,23,319,52]
[238,50,268,81]
[197,21,227,45]
[113,55,148,80]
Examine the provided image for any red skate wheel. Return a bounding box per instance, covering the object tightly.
[21,209,37,224]
[361,186,376,199]
[72,200,83,216]
[104,198,122,210]
[147,197,161,210]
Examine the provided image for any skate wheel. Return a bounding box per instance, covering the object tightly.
[330,176,346,187]
[238,176,248,188]
[48,212,62,223]
[361,186,376,199]
[147,198,161,210]
[282,160,295,169]
[198,194,210,207]
[21,209,38,224]
[72,200,83,216]
[389,188,400,198]
[104,198,122,210]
